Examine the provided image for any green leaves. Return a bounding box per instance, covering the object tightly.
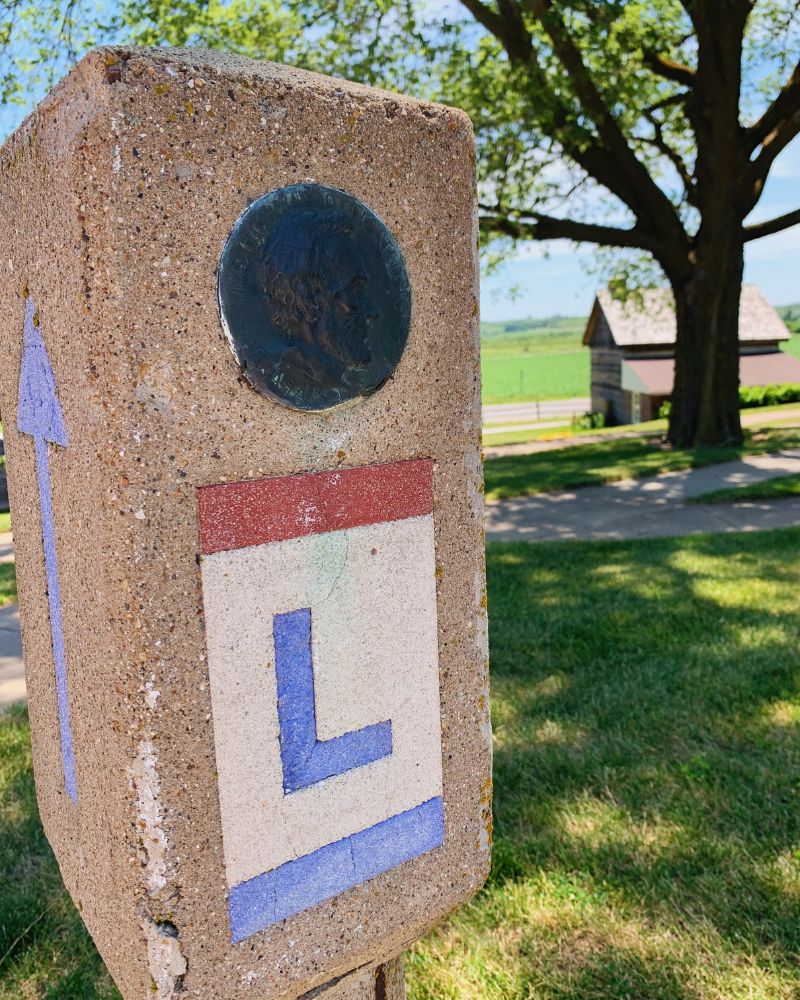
[3,0,800,291]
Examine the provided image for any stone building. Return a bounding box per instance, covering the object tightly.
[583,285,800,424]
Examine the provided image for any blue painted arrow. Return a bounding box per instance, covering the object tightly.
[18,298,77,802]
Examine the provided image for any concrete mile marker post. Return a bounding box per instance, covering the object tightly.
[0,47,492,999]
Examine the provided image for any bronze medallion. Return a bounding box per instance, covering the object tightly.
[218,184,412,411]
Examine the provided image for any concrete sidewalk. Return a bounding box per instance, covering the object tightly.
[0,528,24,710]
[485,450,800,542]
[4,449,800,707]
[0,603,23,709]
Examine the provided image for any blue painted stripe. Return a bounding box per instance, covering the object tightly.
[229,796,445,943]
[18,298,76,802]
[274,607,392,793]
[35,437,77,803]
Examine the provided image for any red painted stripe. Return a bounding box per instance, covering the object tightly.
[198,459,433,554]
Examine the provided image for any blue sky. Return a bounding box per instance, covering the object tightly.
[481,135,800,320]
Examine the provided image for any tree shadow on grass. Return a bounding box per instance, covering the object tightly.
[4,527,800,999]
[515,939,702,1000]
[483,528,800,997]
[483,426,800,501]
[0,704,119,999]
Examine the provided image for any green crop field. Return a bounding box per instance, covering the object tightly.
[481,316,587,404]
[780,334,800,360]
[482,305,800,407]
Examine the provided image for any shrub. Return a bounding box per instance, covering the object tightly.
[739,383,800,408]
[573,411,606,430]
[656,386,800,417]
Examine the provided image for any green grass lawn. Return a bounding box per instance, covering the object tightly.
[0,564,17,608]
[480,311,800,408]
[484,426,800,501]
[3,530,800,998]
[690,473,800,505]
[0,705,119,998]
[406,530,800,998]
[482,352,589,405]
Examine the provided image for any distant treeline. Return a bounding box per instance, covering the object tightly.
[778,304,800,334]
[481,315,583,339]
[484,303,800,339]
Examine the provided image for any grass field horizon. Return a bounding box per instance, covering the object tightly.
[481,315,586,405]
[482,302,800,406]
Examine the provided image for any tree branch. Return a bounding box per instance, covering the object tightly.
[642,51,696,87]
[742,207,800,242]
[746,59,800,152]
[456,3,641,226]
[478,204,660,252]
[746,107,800,201]
[641,109,698,205]
[523,0,689,258]
[457,0,531,62]
[642,92,690,116]
[743,58,800,202]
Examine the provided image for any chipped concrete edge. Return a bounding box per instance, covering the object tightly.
[128,678,187,996]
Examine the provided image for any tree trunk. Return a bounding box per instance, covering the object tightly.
[668,237,745,448]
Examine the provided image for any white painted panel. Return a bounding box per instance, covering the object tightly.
[200,513,443,888]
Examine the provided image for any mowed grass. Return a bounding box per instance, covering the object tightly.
[407,529,800,999]
[3,532,800,998]
[691,472,800,505]
[484,425,800,500]
[0,564,17,608]
[0,704,120,998]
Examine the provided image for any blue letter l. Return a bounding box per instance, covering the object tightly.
[273,607,393,794]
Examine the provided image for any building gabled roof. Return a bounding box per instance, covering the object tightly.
[583,285,790,348]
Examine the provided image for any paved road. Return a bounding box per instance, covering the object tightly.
[483,398,590,425]
[485,406,800,458]
[486,450,800,542]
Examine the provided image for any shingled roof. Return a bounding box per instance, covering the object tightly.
[583,285,790,348]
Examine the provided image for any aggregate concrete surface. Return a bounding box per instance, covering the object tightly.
[0,45,490,1000]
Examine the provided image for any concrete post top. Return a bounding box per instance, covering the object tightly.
[1,44,474,169]
[0,46,490,1000]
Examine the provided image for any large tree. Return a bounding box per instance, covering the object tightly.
[4,1,800,446]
